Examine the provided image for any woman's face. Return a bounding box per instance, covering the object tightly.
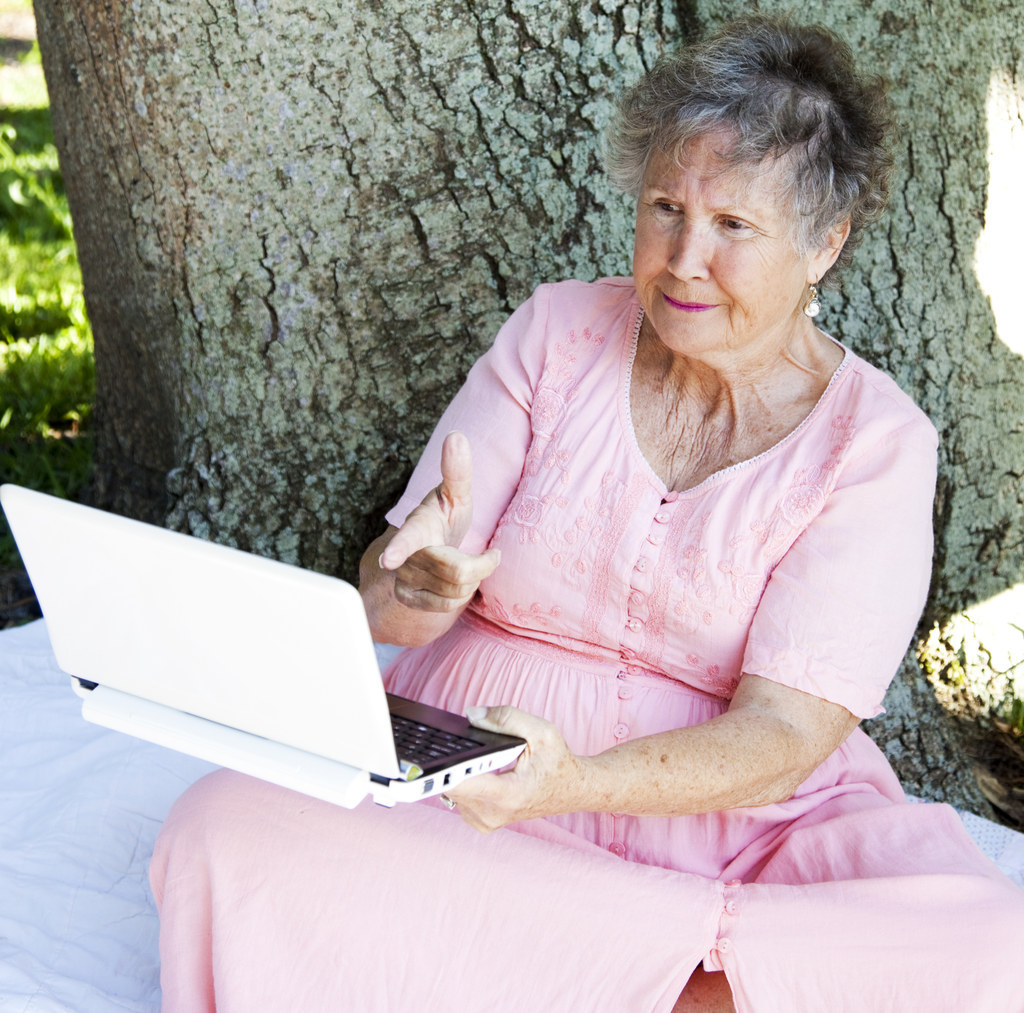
[632,132,844,367]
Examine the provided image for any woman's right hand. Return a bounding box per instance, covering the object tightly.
[380,430,501,613]
[359,431,500,642]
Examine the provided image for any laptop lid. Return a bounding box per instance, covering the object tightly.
[0,484,402,781]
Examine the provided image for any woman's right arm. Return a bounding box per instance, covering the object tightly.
[359,284,558,646]
[358,431,501,647]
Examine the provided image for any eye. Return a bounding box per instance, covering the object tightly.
[720,217,755,236]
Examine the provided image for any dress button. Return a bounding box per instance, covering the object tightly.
[612,722,629,739]
[725,879,742,888]
[617,685,634,701]
[717,938,732,954]
[608,842,626,858]
[620,648,636,660]
[654,510,670,524]
[646,532,663,546]
[630,590,645,605]
[626,618,642,633]
[635,557,649,572]
[725,901,738,915]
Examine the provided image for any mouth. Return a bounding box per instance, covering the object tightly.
[663,294,716,312]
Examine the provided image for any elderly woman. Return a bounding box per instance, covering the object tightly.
[151,15,1024,1012]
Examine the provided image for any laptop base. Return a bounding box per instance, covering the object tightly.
[78,679,372,808]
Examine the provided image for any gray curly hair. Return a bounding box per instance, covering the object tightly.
[603,14,895,284]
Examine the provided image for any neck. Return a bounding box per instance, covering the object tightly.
[635,313,838,419]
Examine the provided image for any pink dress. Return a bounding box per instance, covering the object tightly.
[151,279,1024,1012]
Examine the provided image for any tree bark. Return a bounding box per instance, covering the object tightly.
[34,0,1024,816]
[35,1,692,568]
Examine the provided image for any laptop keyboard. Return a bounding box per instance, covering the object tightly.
[391,713,482,766]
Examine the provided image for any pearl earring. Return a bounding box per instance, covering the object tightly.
[803,285,821,318]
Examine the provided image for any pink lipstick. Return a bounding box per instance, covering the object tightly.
[664,294,716,312]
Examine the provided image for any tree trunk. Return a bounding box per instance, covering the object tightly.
[34,0,1024,816]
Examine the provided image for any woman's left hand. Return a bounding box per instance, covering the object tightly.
[446,706,588,833]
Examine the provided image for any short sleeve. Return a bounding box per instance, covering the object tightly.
[384,286,552,554]
[742,415,938,719]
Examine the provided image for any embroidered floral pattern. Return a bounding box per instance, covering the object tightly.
[491,359,861,689]
[510,601,563,625]
[488,323,627,629]
[682,652,738,695]
[717,560,768,624]
[532,388,566,439]
[471,292,875,703]
[738,413,858,570]
[523,328,605,479]
[780,482,826,527]
[668,512,719,635]
[511,494,544,529]
[699,660,739,695]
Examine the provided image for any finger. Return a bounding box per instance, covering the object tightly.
[378,505,445,571]
[379,432,476,571]
[392,562,486,609]
[392,583,476,614]
[446,773,510,833]
[392,546,501,612]
[465,704,547,741]
[437,430,474,509]
[397,545,500,593]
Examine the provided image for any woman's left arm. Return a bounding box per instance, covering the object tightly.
[448,675,859,832]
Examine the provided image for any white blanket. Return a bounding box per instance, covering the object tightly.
[0,619,1022,1012]
[0,621,214,1012]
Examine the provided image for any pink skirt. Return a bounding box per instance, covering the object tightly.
[151,619,1024,1010]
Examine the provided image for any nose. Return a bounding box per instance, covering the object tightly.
[667,220,712,281]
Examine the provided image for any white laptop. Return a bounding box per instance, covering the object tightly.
[0,484,524,808]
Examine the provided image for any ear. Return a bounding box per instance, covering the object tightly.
[807,219,851,283]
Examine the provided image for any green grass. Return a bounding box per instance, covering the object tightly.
[1,35,94,570]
